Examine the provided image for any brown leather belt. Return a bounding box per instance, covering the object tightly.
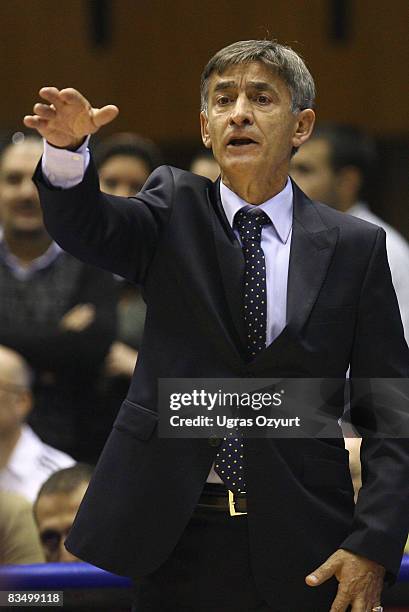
[197,485,247,516]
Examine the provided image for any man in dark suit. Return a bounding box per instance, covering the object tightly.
[25,40,409,612]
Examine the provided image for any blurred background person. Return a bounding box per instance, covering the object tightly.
[94,133,163,434]
[290,123,409,342]
[94,132,164,379]
[0,491,45,564]
[0,135,119,462]
[190,149,220,181]
[0,345,74,503]
[33,463,93,563]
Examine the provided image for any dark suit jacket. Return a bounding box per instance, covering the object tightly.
[35,161,409,611]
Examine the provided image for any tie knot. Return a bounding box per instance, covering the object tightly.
[234,207,271,243]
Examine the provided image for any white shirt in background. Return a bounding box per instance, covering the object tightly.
[0,425,76,503]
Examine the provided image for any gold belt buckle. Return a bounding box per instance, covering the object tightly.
[228,490,247,516]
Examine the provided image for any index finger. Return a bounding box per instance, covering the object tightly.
[39,87,64,109]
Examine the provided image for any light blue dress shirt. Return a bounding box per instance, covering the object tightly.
[220,180,292,345]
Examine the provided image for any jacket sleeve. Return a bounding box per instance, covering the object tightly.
[33,158,175,284]
[340,227,409,583]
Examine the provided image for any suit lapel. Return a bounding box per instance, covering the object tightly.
[286,182,339,337]
[207,179,339,364]
[207,180,248,353]
[252,182,339,367]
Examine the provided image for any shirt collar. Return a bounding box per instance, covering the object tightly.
[0,238,62,280]
[219,177,293,244]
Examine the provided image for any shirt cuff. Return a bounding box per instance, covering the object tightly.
[42,137,91,189]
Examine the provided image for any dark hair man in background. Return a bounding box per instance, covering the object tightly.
[290,123,409,341]
[94,132,162,197]
[33,463,93,563]
[25,39,409,611]
[93,133,159,438]
[93,132,158,379]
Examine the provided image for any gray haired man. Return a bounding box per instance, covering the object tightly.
[25,40,408,611]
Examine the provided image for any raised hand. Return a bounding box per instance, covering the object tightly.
[23,87,119,150]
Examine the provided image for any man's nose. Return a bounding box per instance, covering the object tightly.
[20,177,38,200]
[229,95,253,126]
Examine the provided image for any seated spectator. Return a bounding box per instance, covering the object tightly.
[33,463,93,563]
[0,135,119,462]
[190,150,220,181]
[0,345,74,502]
[290,123,409,341]
[0,491,45,564]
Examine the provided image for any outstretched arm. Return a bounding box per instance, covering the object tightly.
[25,87,174,284]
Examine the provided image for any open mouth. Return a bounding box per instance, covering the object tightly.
[227,137,257,147]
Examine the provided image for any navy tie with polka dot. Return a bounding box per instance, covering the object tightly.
[214,206,271,494]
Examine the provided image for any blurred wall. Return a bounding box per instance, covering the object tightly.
[0,0,407,235]
[2,0,408,139]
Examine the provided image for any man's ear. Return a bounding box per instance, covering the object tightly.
[200,111,212,149]
[292,109,315,149]
[16,390,33,421]
[336,166,362,203]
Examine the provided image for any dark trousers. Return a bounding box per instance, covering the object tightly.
[132,486,272,612]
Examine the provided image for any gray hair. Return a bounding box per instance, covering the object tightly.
[200,39,315,114]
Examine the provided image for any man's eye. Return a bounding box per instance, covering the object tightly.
[5,173,23,185]
[291,164,311,175]
[40,530,61,551]
[256,95,270,105]
[104,178,118,189]
[217,96,231,105]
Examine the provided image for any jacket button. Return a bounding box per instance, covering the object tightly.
[208,436,221,447]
